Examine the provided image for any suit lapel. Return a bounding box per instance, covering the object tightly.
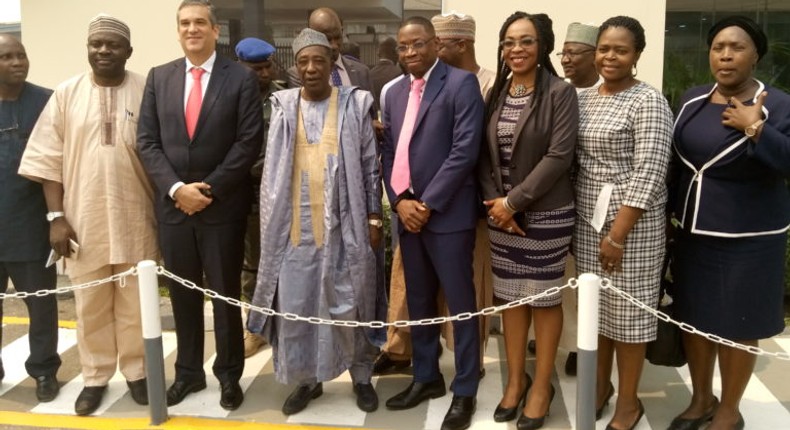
[413,61,446,133]
[193,55,229,140]
[170,60,189,140]
[510,79,536,154]
[392,78,410,142]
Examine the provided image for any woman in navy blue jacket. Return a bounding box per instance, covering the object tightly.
[670,16,790,430]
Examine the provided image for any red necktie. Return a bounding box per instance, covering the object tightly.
[390,78,425,196]
[185,67,205,139]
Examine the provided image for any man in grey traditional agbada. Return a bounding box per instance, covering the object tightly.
[248,28,383,415]
[233,37,284,358]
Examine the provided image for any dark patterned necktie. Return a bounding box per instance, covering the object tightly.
[330,65,342,87]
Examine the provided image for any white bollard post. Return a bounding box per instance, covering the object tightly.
[576,273,601,430]
[137,260,168,425]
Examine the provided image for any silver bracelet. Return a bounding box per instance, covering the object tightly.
[605,235,625,250]
[502,197,517,214]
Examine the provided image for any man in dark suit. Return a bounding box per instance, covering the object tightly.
[380,16,484,430]
[370,37,403,108]
[286,7,373,93]
[136,0,262,411]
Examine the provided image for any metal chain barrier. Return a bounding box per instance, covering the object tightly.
[3,263,786,361]
[157,266,575,328]
[599,277,790,361]
[0,267,136,300]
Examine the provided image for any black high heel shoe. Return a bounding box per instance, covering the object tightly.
[516,384,555,430]
[596,381,615,420]
[493,373,532,422]
[605,398,644,430]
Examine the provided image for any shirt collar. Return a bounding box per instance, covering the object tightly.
[334,56,346,72]
[185,51,217,74]
[410,58,439,84]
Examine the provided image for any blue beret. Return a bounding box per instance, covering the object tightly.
[235,37,275,62]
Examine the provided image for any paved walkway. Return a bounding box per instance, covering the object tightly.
[2,308,790,430]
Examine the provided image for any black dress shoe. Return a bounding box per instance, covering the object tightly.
[596,382,615,420]
[35,374,60,402]
[166,379,207,406]
[385,377,446,410]
[74,385,107,416]
[372,353,411,374]
[220,381,244,410]
[353,382,378,412]
[565,352,578,376]
[441,395,476,430]
[0,361,4,381]
[667,397,718,430]
[516,384,555,430]
[527,340,537,354]
[126,378,148,405]
[605,398,644,430]
[282,383,323,415]
[493,373,532,422]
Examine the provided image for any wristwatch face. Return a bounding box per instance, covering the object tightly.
[745,126,757,137]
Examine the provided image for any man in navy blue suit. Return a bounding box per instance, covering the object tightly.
[381,16,484,430]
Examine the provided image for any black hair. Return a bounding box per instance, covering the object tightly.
[485,12,558,123]
[177,0,218,26]
[400,16,435,38]
[706,15,768,61]
[598,15,646,53]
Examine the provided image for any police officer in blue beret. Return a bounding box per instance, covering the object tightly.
[234,37,284,358]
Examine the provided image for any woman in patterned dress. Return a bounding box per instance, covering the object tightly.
[478,12,577,430]
[573,16,673,430]
[669,16,790,430]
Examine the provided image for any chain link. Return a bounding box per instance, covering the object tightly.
[0,268,136,300]
[600,278,790,361]
[4,263,786,361]
[158,267,571,328]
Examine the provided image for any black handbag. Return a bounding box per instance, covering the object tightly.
[645,248,687,367]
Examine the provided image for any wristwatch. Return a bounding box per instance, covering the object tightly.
[46,211,65,222]
[368,219,383,228]
[745,119,764,137]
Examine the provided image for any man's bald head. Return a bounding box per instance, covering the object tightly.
[308,7,342,62]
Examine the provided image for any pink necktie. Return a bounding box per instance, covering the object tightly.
[390,78,425,196]
[185,67,205,139]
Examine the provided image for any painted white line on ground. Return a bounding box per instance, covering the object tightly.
[0,328,78,396]
[285,369,370,427]
[469,336,508,430]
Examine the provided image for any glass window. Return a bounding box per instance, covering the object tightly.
[664,0,790,111]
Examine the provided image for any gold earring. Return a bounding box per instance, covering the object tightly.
[632,64,638,77]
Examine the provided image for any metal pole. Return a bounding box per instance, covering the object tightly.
[576,273,601,430]
[137,260,168,425]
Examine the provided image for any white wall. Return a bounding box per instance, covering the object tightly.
[443,0,667,89]
[22,0,182,89]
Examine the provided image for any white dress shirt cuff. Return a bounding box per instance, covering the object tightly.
[168,181,185,200]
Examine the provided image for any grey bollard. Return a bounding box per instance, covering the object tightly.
[137,260,169,425]
[576,273,601,430]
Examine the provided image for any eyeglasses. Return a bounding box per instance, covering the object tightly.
[397,37,435,54]
[556,49,594,59]
[500,37,538,50]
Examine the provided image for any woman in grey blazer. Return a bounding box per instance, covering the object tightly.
[477,11,578,430]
